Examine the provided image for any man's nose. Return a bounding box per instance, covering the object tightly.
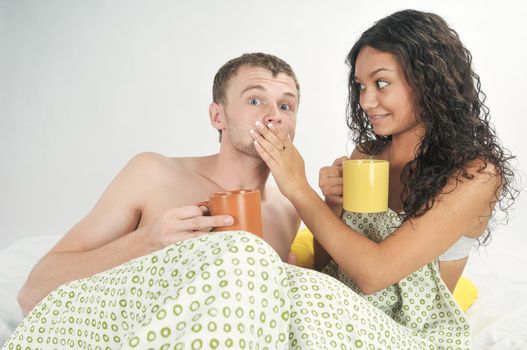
[263,104,282,125]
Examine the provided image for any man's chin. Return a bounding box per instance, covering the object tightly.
[246,150,264,161]
[229,142,266,162]
[240,147,265,161]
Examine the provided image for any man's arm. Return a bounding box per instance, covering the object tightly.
[18,153,233,314]
[18,224,150,314]
[17,153,157,314]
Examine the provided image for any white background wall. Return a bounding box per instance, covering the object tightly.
[1,0,526,248]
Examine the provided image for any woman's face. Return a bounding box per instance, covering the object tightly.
[354,46,424,140]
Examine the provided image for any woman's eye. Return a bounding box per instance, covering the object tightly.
[377,80,389,89]
[356,82,365,91]
[249,98,261,105]
[280,104,290,111]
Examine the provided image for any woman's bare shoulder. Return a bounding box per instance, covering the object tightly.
[350,145,374,160]
[449,159,500,191]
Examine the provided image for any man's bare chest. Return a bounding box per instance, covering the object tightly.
[138,177,223,227]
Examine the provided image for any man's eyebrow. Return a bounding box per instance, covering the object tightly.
[355,68,394,81]
[240,85,298,100]
[283,92,297,100]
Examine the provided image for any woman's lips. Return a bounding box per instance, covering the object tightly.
[369,113,389,122]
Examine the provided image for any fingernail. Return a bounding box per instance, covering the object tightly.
[255,121,263,129]
[249,129,255,134]
[225,217,234,225]
[268,123,273,128]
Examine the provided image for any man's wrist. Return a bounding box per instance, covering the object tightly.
[136,224,158,254]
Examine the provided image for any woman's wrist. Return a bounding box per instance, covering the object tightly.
[287,183,318,208]
[325,199,343,217]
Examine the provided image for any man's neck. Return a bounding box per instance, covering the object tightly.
[204,151,271,195]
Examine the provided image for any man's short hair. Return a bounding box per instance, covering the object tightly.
[213,52,300,105]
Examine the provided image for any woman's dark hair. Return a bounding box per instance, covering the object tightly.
[346,9,518,242]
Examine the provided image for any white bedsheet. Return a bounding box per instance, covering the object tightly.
[463,235,527,349]
[1,234,527,347]
[0,235,62,345]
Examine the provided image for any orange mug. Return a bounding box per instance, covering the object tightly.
[197,189,263,237]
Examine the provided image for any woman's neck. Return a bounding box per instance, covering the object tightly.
[388,125,425,168]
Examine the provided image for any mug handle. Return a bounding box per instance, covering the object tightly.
[195,201,210,215]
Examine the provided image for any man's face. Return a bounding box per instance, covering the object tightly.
[217,65,299,159]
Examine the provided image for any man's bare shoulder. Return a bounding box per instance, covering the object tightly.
[126,152,204,179]
[123,153,220,198]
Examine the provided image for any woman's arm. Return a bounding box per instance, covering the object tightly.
[251,122,499,294]
[315,151,370,271]
[289,164,497,294]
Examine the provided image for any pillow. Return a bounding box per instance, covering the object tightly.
[290,228,477,312]
[290,227,315,269]
[452,275,478,312]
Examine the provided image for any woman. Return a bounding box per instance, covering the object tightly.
[250,9,517,349]
[3,9,517,350]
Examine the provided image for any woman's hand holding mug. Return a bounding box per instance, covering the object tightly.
[319,156,348,216]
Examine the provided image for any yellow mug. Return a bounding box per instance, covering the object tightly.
[343,159,389,213]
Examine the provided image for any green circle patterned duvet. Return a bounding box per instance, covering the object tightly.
[2,210,470,349]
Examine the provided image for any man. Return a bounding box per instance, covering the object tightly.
[17,53,301,314]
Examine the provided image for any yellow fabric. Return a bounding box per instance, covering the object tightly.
[290,227,478,312]
[453,275,478,312]
[290,227,315,269]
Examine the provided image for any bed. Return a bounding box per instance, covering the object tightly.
[1,233,526,348]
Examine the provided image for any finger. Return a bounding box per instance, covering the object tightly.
[325,185,343,196]
[286,251,297,266]
[332,156,349,167]
[326,196,343,204]
[250,130,282,164]
[170,205,204,220]
[267,122,290,145]
[320,180,343,194]
[254,121,286,152]
[327,177,344,186]
[321,181,343,195]
[320,166,342,178]
[205,214,235,229]
[176,215,233,233]
[198,205,210,216]
[253,139,279,169]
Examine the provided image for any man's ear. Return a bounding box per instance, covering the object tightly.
[209,102,226,131]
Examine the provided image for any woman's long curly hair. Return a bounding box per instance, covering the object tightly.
[346,10,518,241]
